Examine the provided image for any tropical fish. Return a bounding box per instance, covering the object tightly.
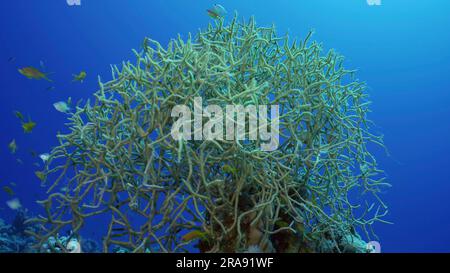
[6,198,22,210]
[16,158,24,165]
[53,101,71,113]
[8,139,17,154]
[30,150,38,157]
[18,67,52,82]
[46,86,55,91]
[72,71,87,83]
[35,171,46,182]
[275,220,290,228]
[222,164,237,176]
[3,186,15,196]
[181,230,207,242]
[39,153,50,163]
[112,228,126,232]
[8,57,16,63]
[10,182,17,187]
[22,119,36,133]
[14,110,24,121]
[207,4,227,19]
[296,222,306,235]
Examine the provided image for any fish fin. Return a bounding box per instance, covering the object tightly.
[40,60,46,71]
[207,10,219,19]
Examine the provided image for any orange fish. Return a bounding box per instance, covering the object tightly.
[18,67,52,82]
[182,230,207,242]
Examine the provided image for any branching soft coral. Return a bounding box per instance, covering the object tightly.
[27,15,389,253]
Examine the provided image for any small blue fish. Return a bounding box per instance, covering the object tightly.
[53,101,71,113]
[207,4,227,19]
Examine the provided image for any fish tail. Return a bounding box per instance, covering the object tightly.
[44,75,53,82]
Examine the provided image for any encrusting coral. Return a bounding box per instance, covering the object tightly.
[0,210,38,253]
[0,210,99,253]
[27,15,389,253]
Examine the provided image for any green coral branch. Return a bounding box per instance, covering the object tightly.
[27,14,389,253]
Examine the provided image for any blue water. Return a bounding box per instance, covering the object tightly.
[1,0,450,253]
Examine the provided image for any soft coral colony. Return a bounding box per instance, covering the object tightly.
[26,15,389,253]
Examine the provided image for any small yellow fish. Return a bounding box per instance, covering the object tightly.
[296,222,306,234]
[275,220,290,228]
[18,67,52,82]
[182,230,207,242]
[22,120,36,133]
[14,111,24,121]
[72,71,87,83]
[3,186,15,196]
[8,139,17,154]
[35,171,46,182]
[222,164,237,176]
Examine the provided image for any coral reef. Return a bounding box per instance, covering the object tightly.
[0,210,39,252]
[40,233,98,253]
[40,235,75,253]
[0,210,99,253]
[28,15,389,253]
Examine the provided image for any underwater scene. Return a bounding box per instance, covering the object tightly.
[0,0,449,255]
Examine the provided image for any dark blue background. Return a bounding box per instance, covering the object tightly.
[1,0,449,252]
